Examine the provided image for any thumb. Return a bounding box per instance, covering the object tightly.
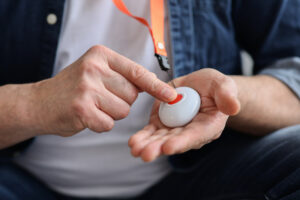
[213,77,240,116]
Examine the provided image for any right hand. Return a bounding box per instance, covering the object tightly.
[30,45,177,137]
[129,69,240,162]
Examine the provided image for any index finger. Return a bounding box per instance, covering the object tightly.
[105,47,177,102]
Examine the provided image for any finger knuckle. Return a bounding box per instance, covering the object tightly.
[221,76,233,85]
[130,64,146,81]
[79,58,98,75]
[119,78,139,104]
[212,78,223,91]
[70,101,90,131]
[127,88,139,104]
[97,65,112,78]
[102,119,114,131]
[77,80,91,94]
[117,105,130,119]
[149,72,157,79]
[149,78,160,94]
[71,99,87,118]
[89,45,106,54]
[80,57,112,80]
[132,89,139,101]
[216,75,232,87]
[204,68,219,74]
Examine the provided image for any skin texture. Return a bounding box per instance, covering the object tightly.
[0,45,177,149]
[129,69,240,162]
[1,46,300,162]
[129,69,300,162]
[228,75,300,135]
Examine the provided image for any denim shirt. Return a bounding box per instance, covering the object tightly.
[1,0,300,169]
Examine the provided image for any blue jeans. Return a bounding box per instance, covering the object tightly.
[1,126,300,200]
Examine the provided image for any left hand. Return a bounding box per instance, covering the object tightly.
[128,68,240,162]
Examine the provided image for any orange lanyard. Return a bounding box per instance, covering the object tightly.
[112,0,170,71]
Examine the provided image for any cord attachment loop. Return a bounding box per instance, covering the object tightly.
[155,54,170,71]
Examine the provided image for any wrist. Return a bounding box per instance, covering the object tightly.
[0,83,42,149]
[14,83,44,136]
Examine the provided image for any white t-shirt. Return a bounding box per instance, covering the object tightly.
[15,0,172,198]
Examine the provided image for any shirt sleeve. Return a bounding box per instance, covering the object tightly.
[233,0,300,74]
[259,57,300,99]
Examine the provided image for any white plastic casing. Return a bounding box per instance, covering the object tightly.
[158,87,201,128]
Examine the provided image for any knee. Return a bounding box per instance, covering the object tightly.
[265,168,300,199]
[265,124,300,147]
[0,163,19,200]
[0,162,57,200]
[261,125,300,196]
[0,185,18,200]
[263,125,300,164]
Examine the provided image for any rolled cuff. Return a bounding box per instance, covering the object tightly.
[259,57,300,98]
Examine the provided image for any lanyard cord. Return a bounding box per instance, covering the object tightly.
[112,0,171,71]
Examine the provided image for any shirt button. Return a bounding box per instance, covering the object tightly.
[46,13,57,25]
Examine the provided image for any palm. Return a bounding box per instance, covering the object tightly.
[129,69,240,162]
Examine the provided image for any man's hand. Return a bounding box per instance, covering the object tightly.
[29,45,176,137]
[129,69,240,162]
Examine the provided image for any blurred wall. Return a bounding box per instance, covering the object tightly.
[241,51,253,76]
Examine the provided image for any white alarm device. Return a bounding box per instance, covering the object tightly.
[158,87,201,128]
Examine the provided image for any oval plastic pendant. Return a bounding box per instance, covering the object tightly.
[158,87,201,128]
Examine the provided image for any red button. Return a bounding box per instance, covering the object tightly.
[168,94,183,105]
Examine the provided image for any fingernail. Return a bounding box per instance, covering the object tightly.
[161,87,176,100]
